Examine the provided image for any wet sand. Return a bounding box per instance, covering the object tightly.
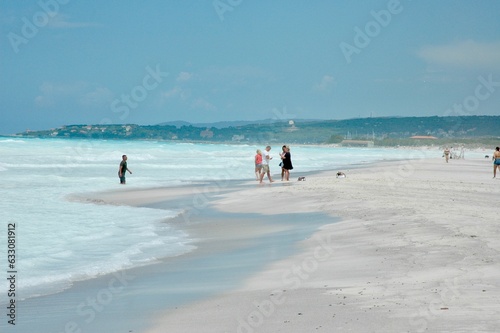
[142,157,500,333]
[10,156,499,333]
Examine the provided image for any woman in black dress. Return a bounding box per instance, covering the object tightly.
[281,146,293,181]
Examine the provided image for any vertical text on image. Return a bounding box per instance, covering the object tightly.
[6,222,17,325]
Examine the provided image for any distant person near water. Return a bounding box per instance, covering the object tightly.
[281,145,293,181]
[443,147,450,163]
[259,146,274,183]
[254,149,263,181]
[118,155,132,184]
[279,145,286,181]
[493,147,500,178]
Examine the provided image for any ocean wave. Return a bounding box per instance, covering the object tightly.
[15,234,195,301]
[2,139,437,303]
[0,138,26,143]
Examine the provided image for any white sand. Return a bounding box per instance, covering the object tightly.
[143,157,500,333]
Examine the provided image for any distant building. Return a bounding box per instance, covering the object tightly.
[232,134,245,141]
[286,120,298,132]
[200,128,214,138]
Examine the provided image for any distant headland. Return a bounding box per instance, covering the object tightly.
[12,115,500,147]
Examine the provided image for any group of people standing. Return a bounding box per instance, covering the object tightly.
[254,145,293,183]
[118,146,500,184]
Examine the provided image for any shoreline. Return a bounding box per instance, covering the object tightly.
[143,156,500,332]
[6,154,499,332]
[8,173,339,333]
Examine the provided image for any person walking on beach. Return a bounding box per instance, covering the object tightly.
[281,145,293,181]
[493,147,500,178]
[279,145,286,181]
[443,147,450,163]
[118,155,132,184]
[254,149,263,181]
[259,146,274,183]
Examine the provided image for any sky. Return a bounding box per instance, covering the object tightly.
[1,0,500,134]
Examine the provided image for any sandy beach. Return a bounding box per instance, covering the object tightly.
[23,155,498,333]
[132,156,500,333]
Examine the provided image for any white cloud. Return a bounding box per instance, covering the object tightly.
[161,72,194,101]
[34,95,53,108]
[161,76,215,111]
[313,75,336,93]
[35,82,113,108]
[35,82,83,107]
[202,65,273,87]
[162,87,181,99]
[191,98,216,111]
[79,87,114,107]
[48,14,101,29]
[162,87,190,101]
[417,40,500,69]
[176,72,192,82]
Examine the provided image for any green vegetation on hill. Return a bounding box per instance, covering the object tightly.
[16,115,500,147]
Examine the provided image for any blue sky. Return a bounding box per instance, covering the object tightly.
[1,0,500,134]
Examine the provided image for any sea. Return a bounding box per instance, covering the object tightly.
[0,137,441,303]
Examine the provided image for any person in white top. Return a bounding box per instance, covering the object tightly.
[259,146,274,183]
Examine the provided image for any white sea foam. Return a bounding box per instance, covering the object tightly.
[0,137,436,300]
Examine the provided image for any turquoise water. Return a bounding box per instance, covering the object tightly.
[0,137,432,300]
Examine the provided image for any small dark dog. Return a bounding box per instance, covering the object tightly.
[336,171,346,178]
[297,176,306,181]
[485,155,490,158]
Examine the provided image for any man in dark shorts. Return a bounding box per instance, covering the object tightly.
[493,147,500,178]
[118,155,132,184]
